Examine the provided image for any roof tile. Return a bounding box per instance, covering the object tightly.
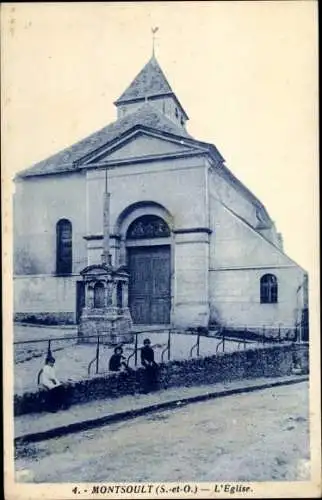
[17,103,191,178]
[115,56,173,104]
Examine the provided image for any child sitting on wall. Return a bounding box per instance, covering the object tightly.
[141,338,159,392]
[109,346,128,372]
[39,356,70,412]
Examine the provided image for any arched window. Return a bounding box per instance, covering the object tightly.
[127,215,170,240]
[94,282,105,308]
[260,274,278,304]
[56,219,72,275]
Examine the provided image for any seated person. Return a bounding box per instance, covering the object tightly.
[140,338,158,392]
[140,338,157,368]
[109,346,127,372]
[39,356,69,412]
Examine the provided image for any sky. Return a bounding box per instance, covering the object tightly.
[1,1,319,279]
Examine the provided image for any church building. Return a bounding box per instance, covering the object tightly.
[13,55,308,335]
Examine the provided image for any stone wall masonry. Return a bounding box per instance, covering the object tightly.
[14,173,87,276]
[14,312,75,325]
[14,275,78,323]
[14,343,309,416]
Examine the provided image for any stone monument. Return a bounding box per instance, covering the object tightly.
[78,171,133,345]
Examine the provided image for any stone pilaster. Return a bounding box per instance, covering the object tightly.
[123,282,129,308]
[173,228,211,328]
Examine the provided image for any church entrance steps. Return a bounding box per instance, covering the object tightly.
[14,375,308,447]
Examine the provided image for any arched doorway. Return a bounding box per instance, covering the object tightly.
[126,215,171,325]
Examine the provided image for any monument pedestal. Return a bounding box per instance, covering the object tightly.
[78,263,133,345]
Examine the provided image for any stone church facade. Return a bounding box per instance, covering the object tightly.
[14,56,308,333]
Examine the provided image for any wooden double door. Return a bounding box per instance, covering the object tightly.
[128,245,171,325]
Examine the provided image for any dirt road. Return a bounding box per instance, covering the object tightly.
[15,382,309,483]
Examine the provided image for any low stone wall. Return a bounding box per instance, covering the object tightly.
[14,343,309,417]
[14,312,75,325]
[214,326,300,342]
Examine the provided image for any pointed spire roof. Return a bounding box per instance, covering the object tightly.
[115,56,172,103]
[114,56,188,119]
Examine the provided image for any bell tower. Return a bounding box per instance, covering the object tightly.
[114,34,189,129]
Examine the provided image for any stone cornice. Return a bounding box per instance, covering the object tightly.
[84,228,212,240]
[114,93,189,120]
[76,125,208,167]
[82,150,206,170]
[173,227,212,235]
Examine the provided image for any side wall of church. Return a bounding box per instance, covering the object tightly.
[208,166,259,230]
[208,163,282,248]
[14,172,88,322]
[14,172,88,275]
[207,168,306,328]
[14,275,78,324]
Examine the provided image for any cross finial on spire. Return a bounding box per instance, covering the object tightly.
[151,27,159,57]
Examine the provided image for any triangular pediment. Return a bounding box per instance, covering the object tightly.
[82,129,205,165]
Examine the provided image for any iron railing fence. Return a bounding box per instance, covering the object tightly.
[14,324,306,379]
[14,334,80,365]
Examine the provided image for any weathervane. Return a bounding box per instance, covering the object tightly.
[151,27,159,57]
